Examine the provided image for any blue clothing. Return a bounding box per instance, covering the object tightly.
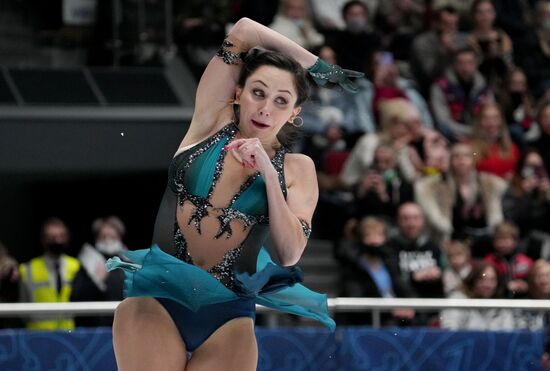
[106,122,334,352]
[365,263,394,298]
[157,297,255,352]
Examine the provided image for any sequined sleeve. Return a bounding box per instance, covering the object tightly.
[299,219,312,239]
[216,38,246,65]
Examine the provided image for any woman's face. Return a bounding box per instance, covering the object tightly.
[451,146,475,175]
[447,245,469,272]
[474,1,496,29]
[473,266,498,298]
[236,65,301,141]
[479,106,502,140]
[533,264,550,298]
[539,106,550,135]
[508,71,527,93]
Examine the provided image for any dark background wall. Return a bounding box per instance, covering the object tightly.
[0,119,190,262]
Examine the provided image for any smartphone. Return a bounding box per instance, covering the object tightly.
[380,52,394,66]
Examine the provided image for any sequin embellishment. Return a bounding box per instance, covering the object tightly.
[171,122,288,289]
[216,39,245,65]
[299,219,312,239]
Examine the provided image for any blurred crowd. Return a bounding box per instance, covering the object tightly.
[4,0,550,338]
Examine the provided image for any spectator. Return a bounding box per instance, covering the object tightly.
[503,149,550,257]
[19,218,80,330]
[410,5,467,96]
[338,217,415,325]
[440,261,515,330]
[431,0,476,24]
[309,0,353,31]
[269,0,325,50]
[531,100,550,176]
[173,0,234,79]
[363,50,434,130]
[515,259,550,330]
[415,143,507,246]
[470,103,520,180]
[326,0,382,74]
[491,0,532,50]
[400,103,449,177]
[430,46,493,142]
[70,216,127,327]
[0,242,22,328]
[484,221,533,298]
[497,68,536,136]
[301,106,348,175]
[374,0,426,61]
[386,202,444,300]
[442,239,472,297]
[520,1,550,98]
[467,0,514,88]
[300,45,373,135]
[340,99,421,188]
[353,144,414,221]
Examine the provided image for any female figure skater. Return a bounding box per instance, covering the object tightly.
[106,17,361,370]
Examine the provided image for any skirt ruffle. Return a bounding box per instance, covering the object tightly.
[105,245,335,330]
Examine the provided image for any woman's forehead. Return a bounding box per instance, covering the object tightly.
[246,66,296,89]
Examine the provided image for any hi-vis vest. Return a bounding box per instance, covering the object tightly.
[19,255,80,330]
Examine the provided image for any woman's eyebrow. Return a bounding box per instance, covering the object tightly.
[251,80,293,96]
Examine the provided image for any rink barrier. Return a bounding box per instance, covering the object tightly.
[1,298,550,328]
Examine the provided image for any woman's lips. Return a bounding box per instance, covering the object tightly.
[251,119,269,129]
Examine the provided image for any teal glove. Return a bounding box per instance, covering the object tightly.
[307,58,364,93]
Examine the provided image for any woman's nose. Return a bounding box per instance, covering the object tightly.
[259,103,271,117]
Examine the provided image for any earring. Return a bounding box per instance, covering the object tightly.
[290,116,304,128]
[228,98,240,106]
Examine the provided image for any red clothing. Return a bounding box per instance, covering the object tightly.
[484,252,533,281]
[475,143,520,179]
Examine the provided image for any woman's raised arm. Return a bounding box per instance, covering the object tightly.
[182,18,362,148]
[182,18,316,146]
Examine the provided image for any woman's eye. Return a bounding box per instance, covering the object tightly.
[276,97,288,105]
[253,89,264,97]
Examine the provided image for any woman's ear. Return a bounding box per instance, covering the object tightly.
[289,106,302,122]
[234,86,242,104]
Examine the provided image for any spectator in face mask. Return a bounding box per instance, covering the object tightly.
[70,216,127,327]
[269,0,325,50]
[326,0,382,74]
[19,218,80,330]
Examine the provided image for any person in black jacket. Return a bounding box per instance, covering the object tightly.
[386,202,445,299]
[70,216,127,327]
[338,216,416,326]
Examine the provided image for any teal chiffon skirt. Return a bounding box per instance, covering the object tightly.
[105,245,335,330]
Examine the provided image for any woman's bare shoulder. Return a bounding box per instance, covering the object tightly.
[284,153,316,185]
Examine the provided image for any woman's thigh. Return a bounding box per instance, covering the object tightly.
[112,297,187,371]
[187,317,257,371]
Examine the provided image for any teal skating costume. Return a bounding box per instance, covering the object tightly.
[106,122,334,352]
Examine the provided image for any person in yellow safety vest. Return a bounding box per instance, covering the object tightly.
[19,217,80,330]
